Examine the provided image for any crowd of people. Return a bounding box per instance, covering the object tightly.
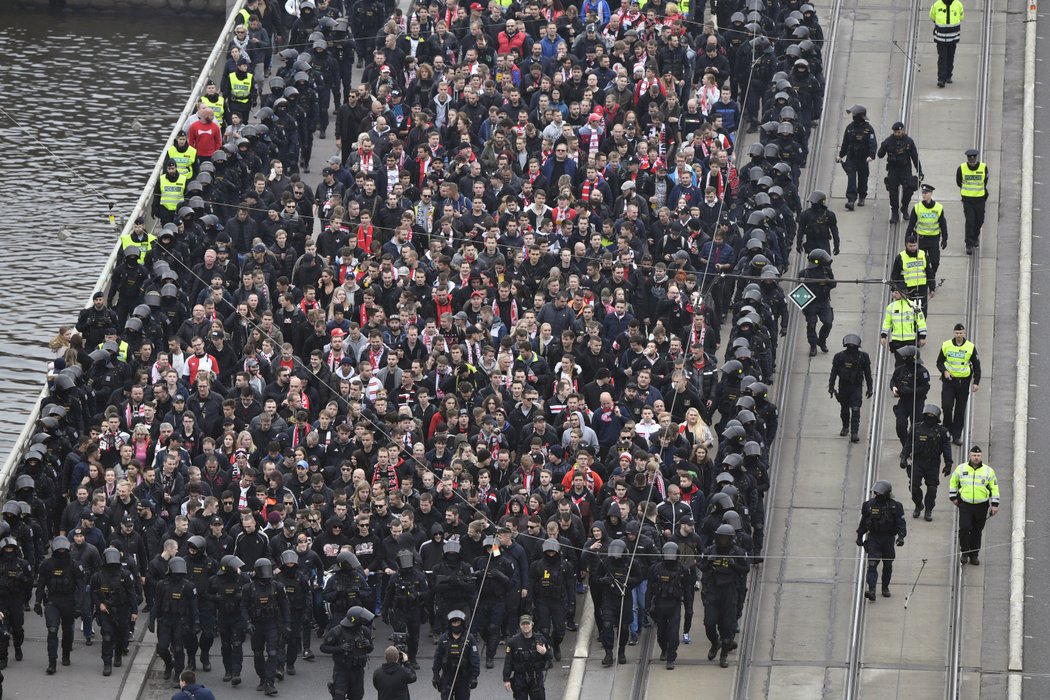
[0,0,837,696]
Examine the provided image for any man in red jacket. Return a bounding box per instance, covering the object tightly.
[188,106,222,161]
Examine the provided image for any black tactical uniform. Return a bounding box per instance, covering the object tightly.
[528,539,571,662]
[797,250,837,355]
[829,334,874,441]
[890,347,931,448]
[276,549,312,676]
[432,542,475,636]
[502,617,552,700]
[837,105,877,208]
[596,539,640,667]
[0,538,31,667]
[877,123,922,221]
[242,558,289,696]
[323,551,374,631]
[796,191,840,255]
[208,555,250,685]
[183,536,217,672]
[320,606,375,700]
[433,610,480,700]
[382,550,428,668]
[646,543,690,669]
[471,539,514,667]
[900,405,954,519]
[856,481,907,599]
[35,536,85,674]
[148,556,199,686]
[700,525,749,668]
[91,547,137,675]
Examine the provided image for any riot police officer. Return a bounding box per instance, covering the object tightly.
[208,554,249,685]
[890,346,931,448]
[276,549,311,677]
[700,524,749,668]
[149,556,199,687]
[0,536,30,668]
[502,614,551,700]
[528,538,570,663]
[900,404,954,520]
[320,606,374,700]
[242,557,289,696]
[91,547,138,676]
[432,541,475,637]
[836,105,877,209]
[382,549,428,670]
[856,480,906,600]
[795,191,840,255]
[433,609,480,700]
[472,536,514,668]
[798,249,837,356]
[597,539,640,667]
[36,535,84,674]
[323,551,373,632]
[184,536,217,672]
[877,121,922,223]
[829,333,874,442]
[646,542,690,670]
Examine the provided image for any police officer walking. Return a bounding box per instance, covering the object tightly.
[877,121,923,223]
[91,547,138,676]
[900,404,954,520]
[597,539,641,667]
[907,184,949,286]
[433,609,480,700]
[242,557,289,696]
[700,524,749,668]
[209,554,249,686]
[836,105,877,210]
[798,249,837,357]
[320,606,375,700]
[948,446,1000,565]
[880,287,928,360]
[502,614,551,700]
[528,539,569,663]
[890,346,931,448]
[930,0,966,87]
[184,536,217,673]
[276,549,311,677]
[829,333,874,442]
[35,535,84,675]
[0,536,30,669]
[382,550,428,670]
[856,480,906,600]
[936,323,982,445]
[957,149,989,253]
[646,542,690,670]
[795,191,841,256]
[891,234,934,313]
[148,556,199,686]
[323,551,373,633]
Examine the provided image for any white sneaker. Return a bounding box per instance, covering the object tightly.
[683,634,692,645]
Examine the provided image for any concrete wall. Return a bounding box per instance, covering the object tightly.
[13,0,226,14]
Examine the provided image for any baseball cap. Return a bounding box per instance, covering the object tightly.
[330,328,346,337]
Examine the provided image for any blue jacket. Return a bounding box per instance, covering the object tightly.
[172,684,217,700]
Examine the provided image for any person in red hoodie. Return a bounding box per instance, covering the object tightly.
[187,105,222,161]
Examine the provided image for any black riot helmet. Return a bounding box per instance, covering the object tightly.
[396,550,415,570]
[871,480,892,497]
[662,542,679,561]
[254,557,274,579]
[103,547,122,566]
[168,557,188,575]
[607,539,627,559]
[280,550,299,567]
[843,334,862,347]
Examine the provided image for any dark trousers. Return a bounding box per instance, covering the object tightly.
[894,397,921,447]
[0,597,24,660]
[864,534,896,589]
[957,500,990,557]
[471,600,505,660]
[941,377,971,440]
[885,169,917,213]
[702,587,739,648]
[185,602,215,663]
[599,589,632,652]
[910,462,941,511]
[918,237,941,287]
[330,659,366,700]
[532,596,565,647]
[217,618,245,675]
[652,599,683,661]
[390,606,421,662]
[682,576,696,634]
[280,608,305,668]
[962,198,986,247]
[156,619,187,676]
[44,598,76,662]
[439,674,473,700]
[804,301,834,348]
[512,683,547,700]
[838,387,863,434]
[251,622,280,683]
[936,41,958,82]
[843,157,870,202]
[99,611,130,665]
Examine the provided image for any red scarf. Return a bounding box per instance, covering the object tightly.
[358,148,373,173]
[356,224,374,252]
[493,298,518,326]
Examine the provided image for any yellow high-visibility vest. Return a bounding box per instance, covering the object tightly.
[882,298,927,341]
[949,462,998,504]
[913,201,944,237]
[941,339,975,377]
[228,72,253,104]
[898,249,928,288]
[159,173,188,211]
[959,162,987,198]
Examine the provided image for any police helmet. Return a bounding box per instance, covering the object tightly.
[871,480,893,496]
[800,3,816,12]
[723,452,745,470]
[144,291,162,308]
[784,15,800,29]
[255,124,269,137]
[211,150,227,164]
[124,317,143,333]
[52,536,71,552]
[897,345,920,360]
[722,425,746,442]
[0,523,10,540]
[848,104,867,117]
[773,162,792,177]
[221,554,245,571]
[168,557,187,575]
[785,42,802,57]
[348,606,375,624]
[662,542,679,560]
[396,550,415,570]
[721,360,743,375]
[732,337,751,351]
[103,547,122,566]
[731,11,746,23]
[132,304,151,320]
[736,395,757,411]
[123,245,140,259]
[336,551,361,570]
[187,535,206,551]
[778,122,795,137]
[254,557,274,579]
[737,409,757,424]
[222,142,238,156]
[280,550,299,567]
[44,405,67,419]
[542,538,561,554]
[743,287,763,303]
[843,334,862,347]
[283,86,300,100]
[161,283,178,299]
[273,97,288,111]
[2,502,19,517]
[746,238,763,252]
[747,211,766,227]
[31,432,50,446]
[236,137,250,149]
[14,475,34,492]
[763,143,780,159]
[1,537,18,551]
[723,510,743,530]
[39,416,60,432]
[748,144,765,160]
[447,609,468,623]
[751,255,770,269]
[443,540,462,556]
[744,441,763,458]
[761,121,780,138]
[799,39,816,54]
[754,193,772,208]
[792,25,810,39]
[734,347,753,363]
[256,106,274,122]
[269,76,286,93]
[715,523,737,540]
[923,403,942,418]
[607,539,627,559]
[769,185,784,199]
[809,249,833,265]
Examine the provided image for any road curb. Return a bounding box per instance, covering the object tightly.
[117,630,154,700]
[562,591,595,700]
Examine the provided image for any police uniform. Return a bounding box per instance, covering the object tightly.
[596,541,641,666]
[900,407,953,518]
[890,240,933,312]
[645,550,690,669]
[930,0,965,86]
[148,559,199,685]
[837,108,877,207]
[502,622,551,700]
[35,539,85,672]
[907,185,949,284]
[241,564,289,695]
[0,540,31,667]
[880,293,927,360]
[432,617,480,700]
[90,549,138,675]
[275,553,312,676]
[699,526,749,667]
[957,150,989,252]
[320,607,374,700]
[471,544,514,667]
[889,349,931,447]
[856,483,906,599]
[796,198,840,255]
[183,540,217,672]
[797,252,837,355]
[936,326,981,443]
[208,558,250,684]
[383,555,428,668]
[948,449,1000,564]
[877,122,922,220]
[829,336,874,440]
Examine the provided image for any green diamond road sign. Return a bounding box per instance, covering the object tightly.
[789,283,816,310]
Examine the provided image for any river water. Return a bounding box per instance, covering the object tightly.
[0,9,215,455]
